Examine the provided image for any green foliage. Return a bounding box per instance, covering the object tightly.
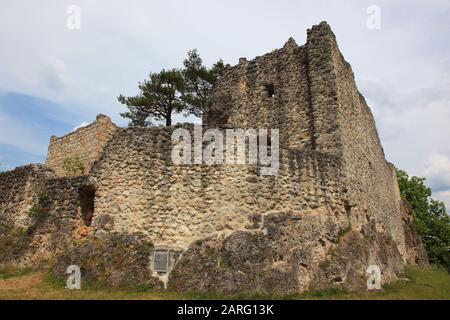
[52,234,155,289]
[396,169,450,271]
[118,50,227,126]
[1,266,449,300]
[28,191,49,222]
[0,223,27,261]
[62,157,84,176]
[118,69,186,127]
[297,287,349,299]
[130,282,156,293]
[0,266,32,280]
[0,192,50,263]
[182,49,228,117]
[335,223,352,243]
[318,259,331,270]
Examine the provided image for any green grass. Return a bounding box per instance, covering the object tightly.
[0,265,449,300]
[0,266,32,280]
[289,265,450,300]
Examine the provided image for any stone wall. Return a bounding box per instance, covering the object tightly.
[13,175,96,266]
[205,39,313,151]
[0,21,428,293]
[313,22,410,260]
[0,164,96,266]
[90,125,346,252]
[177,21,427,293]
[0,164,51,229]
[46,114,118,177]
[203,21,419,263]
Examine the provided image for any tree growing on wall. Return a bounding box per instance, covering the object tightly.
[118,50,227,126]
[118,69,186,127]
[182,49,228,117]
[397,169,450,271]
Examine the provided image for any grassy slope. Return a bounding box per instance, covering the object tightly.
[0,266,449,300]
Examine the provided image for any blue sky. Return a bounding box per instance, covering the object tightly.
[0,0,449,208]
[0,92,89,170]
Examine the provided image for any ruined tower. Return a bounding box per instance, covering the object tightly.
[0,22,427,294]
[171,22,428,293]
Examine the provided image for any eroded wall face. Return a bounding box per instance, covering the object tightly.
[46,115,117,177]
[323,24,409,260]
[0,165,92,266]
[166,22,426,294]
[0,164,50,228]
[90,125,347,249]
[205,42,313,151]
[90,22,420,265]
[0,21,427,292]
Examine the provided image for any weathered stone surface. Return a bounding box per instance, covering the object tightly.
[400,199,428,265]
[46,114,118,177]
[0,164,52,229]
[52,233,162,288]
[0,21,428,293]
[88,125,343,250]
[169,210,417,295]
[0,164,97,267]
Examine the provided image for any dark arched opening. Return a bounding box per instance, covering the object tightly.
[264,83,275,98]
[79,186,95,226]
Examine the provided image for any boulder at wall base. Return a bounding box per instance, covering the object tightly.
[168,212,410,296]
[52,233,163,289]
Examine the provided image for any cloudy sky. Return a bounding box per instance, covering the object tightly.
[0,0,449,208]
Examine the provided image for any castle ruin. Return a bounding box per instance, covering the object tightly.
[0,22,427,294]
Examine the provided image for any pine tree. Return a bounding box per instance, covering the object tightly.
[182,49,228,117]
[118,69,185,126]
[118,50,227,126]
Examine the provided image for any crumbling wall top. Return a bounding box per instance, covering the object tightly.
[46,114,118,177]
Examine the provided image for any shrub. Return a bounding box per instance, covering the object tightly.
[62,157,85,176]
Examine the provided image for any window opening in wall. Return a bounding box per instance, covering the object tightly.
[264,83,275,98]
[79,186,95,226]
[154,251,169,274]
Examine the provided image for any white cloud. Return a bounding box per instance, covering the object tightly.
[42,56,70,91]
[72,121,90,132]
[434,191,450,211]
[424,153,450,191]
[423,153,450,211]
[0,0,449,189]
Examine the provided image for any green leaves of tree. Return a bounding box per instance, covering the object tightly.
[182,49,227,117]
[397,169,450,271]
[118,50,228,126]
[118,69,185,127]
